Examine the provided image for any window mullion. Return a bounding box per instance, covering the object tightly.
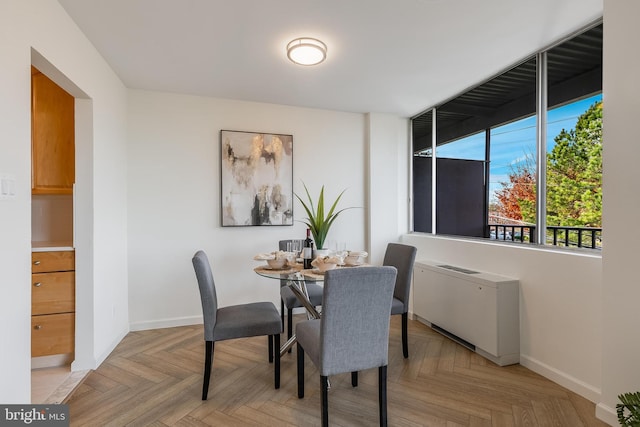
[535,52,548,245]
[431,107,437,235]
[484,128,490,238]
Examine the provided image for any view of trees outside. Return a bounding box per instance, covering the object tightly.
[424,93,603,248]
[490,97,603,246]
[546,101,602,228]
[491,153,535,223]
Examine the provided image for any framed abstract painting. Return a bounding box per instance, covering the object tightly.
[220,130,294,226]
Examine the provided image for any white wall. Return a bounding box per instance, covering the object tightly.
[0,0,129,402]
[126,91,369,329]
[598,0,640,424]
[403,235,603,403]
[367,113,411,264]
[0,1,33,402]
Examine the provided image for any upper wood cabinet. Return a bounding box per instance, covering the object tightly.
[31,66,75,195]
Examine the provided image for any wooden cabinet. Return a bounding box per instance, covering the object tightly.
[32,272,75,315]
[31,66,75,195]
[31,66,76,358]
[31,313,75,357]
[31,251,75,357]
[32,250,74,273]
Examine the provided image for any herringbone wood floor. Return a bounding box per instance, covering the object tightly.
[66,316,607,426]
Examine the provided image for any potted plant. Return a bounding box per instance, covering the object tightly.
[295,183,351,251]
[617,391,640,426]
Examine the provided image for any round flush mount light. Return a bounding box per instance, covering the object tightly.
[286,37,327,66]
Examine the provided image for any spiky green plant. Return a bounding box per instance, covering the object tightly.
[617,392,640,426]
[295,183,351,250]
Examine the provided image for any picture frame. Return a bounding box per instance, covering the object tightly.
[220,130,294,226]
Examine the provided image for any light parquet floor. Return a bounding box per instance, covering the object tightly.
[66,316,608,426]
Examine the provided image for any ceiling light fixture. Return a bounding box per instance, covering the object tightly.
[286,37,327,66]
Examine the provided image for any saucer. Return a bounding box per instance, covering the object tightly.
[343,261,363,267]
[262,266,290,271]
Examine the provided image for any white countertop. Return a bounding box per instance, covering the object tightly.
[32,241,74,252]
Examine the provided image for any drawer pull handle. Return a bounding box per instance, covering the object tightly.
[34,282,42,287]
[33,261,41,265]
[34,325,42,330]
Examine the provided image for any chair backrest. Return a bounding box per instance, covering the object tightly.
[383,243,417,310]
[319,266,397,376]
[278,240,304,288]
[278,239,305,251]
[192,250,218,341]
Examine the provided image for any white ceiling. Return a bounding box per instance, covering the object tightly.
[57,0,602,117]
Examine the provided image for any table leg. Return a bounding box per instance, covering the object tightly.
[278,276,321,356]
[281,335,296,355]
[287,279,321,319]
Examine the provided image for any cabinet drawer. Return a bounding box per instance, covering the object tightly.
[32,272,75,315]
[32,251,74,273]
[31,313,75,357]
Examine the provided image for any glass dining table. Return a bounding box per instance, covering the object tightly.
[254,263,325,356]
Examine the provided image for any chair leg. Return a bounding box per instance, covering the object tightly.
[268,335,273,363]
[379,365,388,427]
[281,299,285,330]
[402,312,409,358]
[297,343,305,398]
[351,371,358,387]
[202,340,214,400]
[287,308,293,353]
[321,375,329,427]
[274,334,280,389]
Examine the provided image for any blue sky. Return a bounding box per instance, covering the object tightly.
[434,93,603,200]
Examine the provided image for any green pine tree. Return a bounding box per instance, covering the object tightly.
[546,101,602,227]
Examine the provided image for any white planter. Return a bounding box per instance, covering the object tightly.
[314,248,330,258]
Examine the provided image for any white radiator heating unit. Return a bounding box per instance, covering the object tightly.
[413,260,520,366]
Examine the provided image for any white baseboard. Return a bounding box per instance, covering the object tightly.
[93,327,129,368]
[129,315,202,332]
[70,353,96,372]
[519,354,601,403]
[595,402,618,426]
[32,354,73,370]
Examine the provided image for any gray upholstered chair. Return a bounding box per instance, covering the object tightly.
[383,243,417,358]
[192,250,282,400]
[296,266,397,427]
[279,240,323,345]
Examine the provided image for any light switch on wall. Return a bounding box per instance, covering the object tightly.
[0,174,16,199]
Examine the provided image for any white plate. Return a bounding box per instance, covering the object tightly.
[262,265,289,271]
[348,250,368,257]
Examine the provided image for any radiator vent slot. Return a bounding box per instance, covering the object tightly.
[431,323,476,352]
[437,265,479,274]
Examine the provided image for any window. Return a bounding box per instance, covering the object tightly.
[412,23,602,249]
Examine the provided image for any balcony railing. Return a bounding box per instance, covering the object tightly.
[488,224,602,249]
[489,224,536,243]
